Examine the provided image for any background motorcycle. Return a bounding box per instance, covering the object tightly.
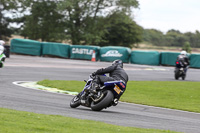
[174,61,186,80]
[0,45,6,68]
[70,75,126,111]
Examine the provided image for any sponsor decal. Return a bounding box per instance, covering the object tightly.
[102,50,122,57]
[72,48,93,55]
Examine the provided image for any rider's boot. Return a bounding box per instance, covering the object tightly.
[90,82,100,93]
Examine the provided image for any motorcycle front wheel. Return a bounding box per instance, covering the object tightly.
[182,73,186,80]
[91,90,114,111]
[70,95,81,108]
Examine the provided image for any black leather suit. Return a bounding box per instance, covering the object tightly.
[92,64,128,85]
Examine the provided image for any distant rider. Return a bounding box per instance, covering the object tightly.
[0,40,6,68]
[90,59,128,103]
[176,50,190,73]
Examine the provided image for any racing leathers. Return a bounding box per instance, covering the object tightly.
[90,64,128,99]
[176,54,190,73]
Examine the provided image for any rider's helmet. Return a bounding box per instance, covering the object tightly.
[180,51,187,56]
[112,59,123,68]
[0,40,5,46]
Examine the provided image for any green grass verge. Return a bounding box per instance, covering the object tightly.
[0,108,179,133]
[37,80,200,113]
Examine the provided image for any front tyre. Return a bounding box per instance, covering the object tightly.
[70,95,81,108]
[182,73,186,80]
[91,90,114,111]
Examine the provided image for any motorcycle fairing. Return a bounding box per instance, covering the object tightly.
[104,80,126,96]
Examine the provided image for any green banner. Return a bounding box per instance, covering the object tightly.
[190,54,200,68]
[70,45,100,60]
[130,50,160,65]
[11,39,42,56]
[160,52,180,66]
[99,46,131,63]
[42,42,70,58]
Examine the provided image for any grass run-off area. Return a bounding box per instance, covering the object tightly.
[37,80,200,113]
[0,108,179,133]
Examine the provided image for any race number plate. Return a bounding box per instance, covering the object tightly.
[114,85,121,94]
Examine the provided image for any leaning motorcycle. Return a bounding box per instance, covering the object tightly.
[174,60,186,80]
[0,45,6,68]
[70,75,126,111]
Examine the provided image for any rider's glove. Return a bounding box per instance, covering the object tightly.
[90,72,96,79]
[92,72,96,76]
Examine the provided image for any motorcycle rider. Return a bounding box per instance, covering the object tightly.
[89,59,128,104]
[0,40,6,68]
[176,50,190,73]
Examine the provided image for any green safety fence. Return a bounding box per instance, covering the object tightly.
[190,54,200,68]
[70,45,100,61]
[130,50,160,65]
[11,39,42,56]
[160,52,180,66]
[42,42,70,58]
[99,46,131,63]
[10,38,200,68]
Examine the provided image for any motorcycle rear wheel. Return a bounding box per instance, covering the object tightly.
[70,95,81,108]
[174,72,179,80]
[91,90,114,111]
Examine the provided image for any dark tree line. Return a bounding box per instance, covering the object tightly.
[0,0,17,40]
[1,0,200,49]
[0,0,142,48]
[143,29,200,49]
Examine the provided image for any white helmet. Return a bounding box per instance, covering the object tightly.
[0,40,5,46]
[180,51,187,56]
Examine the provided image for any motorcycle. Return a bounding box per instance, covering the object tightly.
[174,60,186,80]
[70,75,126,111]
[0,45,6,68]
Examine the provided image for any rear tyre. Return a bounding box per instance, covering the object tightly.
[174,71,179,80]
[175,74,179,80]
[70,95,81,108]
[91,90,114,111]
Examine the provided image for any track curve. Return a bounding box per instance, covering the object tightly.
[0,55,200,133]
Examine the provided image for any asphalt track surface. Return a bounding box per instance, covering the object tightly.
[0,55,200,133]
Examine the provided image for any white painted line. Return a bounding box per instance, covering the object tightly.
[13,81,78,96]
[120,101,200,115]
